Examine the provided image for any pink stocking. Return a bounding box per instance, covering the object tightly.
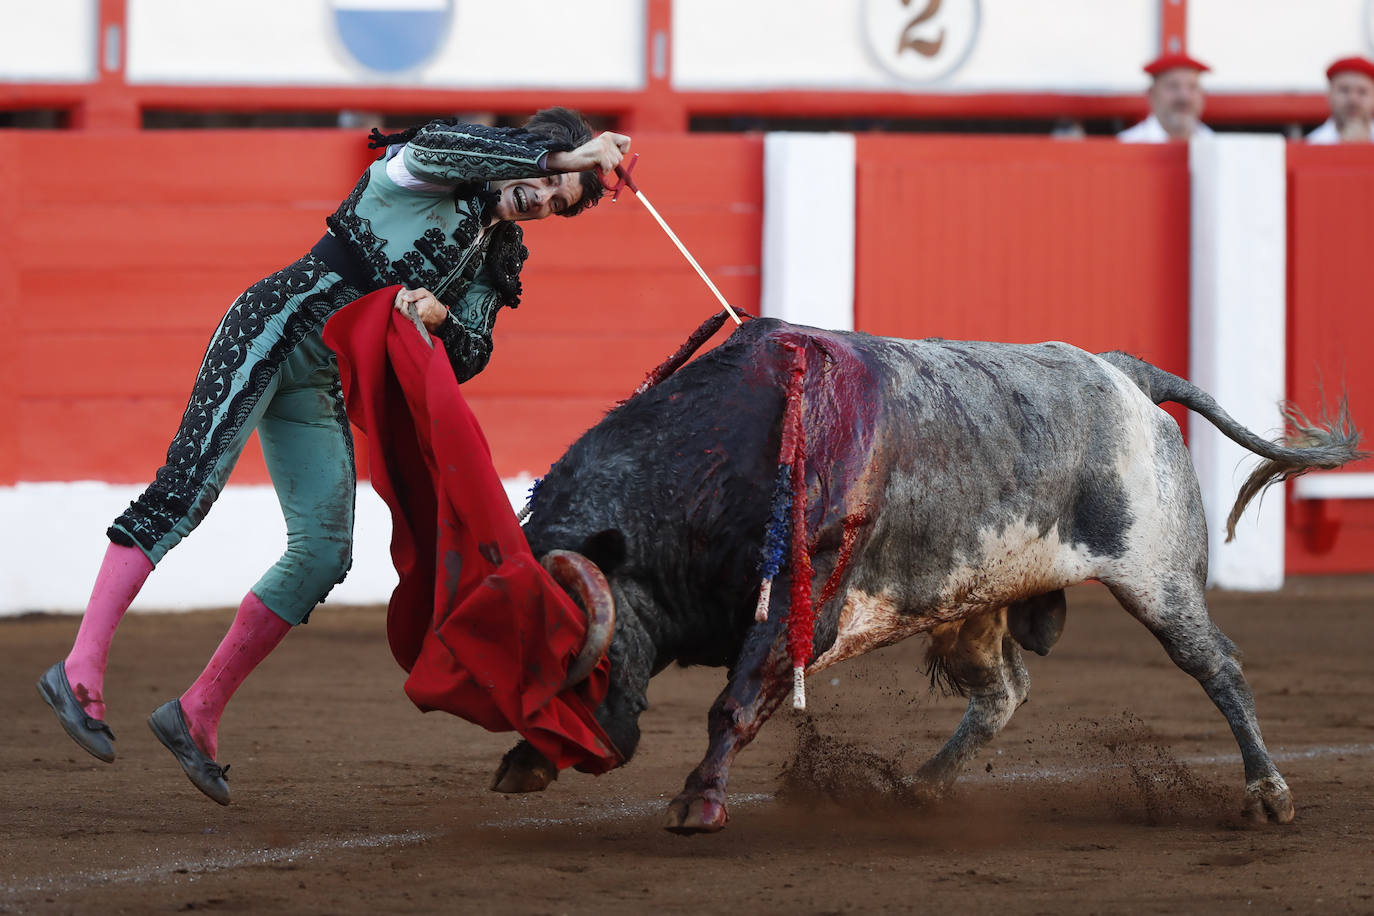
[64,542,155,720]
[179,591,291,760]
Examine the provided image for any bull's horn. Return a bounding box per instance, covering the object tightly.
[541,549,616,689]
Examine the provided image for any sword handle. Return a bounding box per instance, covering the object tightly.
[605,153,640,202]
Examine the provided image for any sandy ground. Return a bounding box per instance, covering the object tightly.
[2,578,1372,915]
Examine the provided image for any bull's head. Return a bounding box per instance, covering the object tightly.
[492,532,652,795]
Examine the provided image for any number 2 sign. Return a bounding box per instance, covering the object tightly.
[862,0,981,84]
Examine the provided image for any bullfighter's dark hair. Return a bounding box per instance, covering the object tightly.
[366,107,603,218]
[522,106,604,218]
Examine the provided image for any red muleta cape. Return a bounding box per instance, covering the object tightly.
[324,288,620,774]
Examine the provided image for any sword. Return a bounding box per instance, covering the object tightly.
[606,154,743,326]
[401,300,434,348]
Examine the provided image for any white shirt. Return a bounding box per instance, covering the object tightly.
[385,143,452,192]
[1306,118,1374,144]
[1117,114,1215,143]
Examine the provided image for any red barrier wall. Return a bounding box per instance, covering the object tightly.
[1286,145,1374,574]
[852,136,1192,410]
[0,131,760,486]
[7,131,1369,577]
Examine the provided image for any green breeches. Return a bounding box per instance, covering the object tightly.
[109,256,359,625]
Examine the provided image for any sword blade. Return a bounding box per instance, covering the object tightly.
[631,189,742,326]
[403,301,434,348]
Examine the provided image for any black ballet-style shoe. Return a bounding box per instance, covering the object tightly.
[147,699,231,806]
[37,661,116,763]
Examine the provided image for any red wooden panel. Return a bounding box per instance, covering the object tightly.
[18,205,323,269]
[19,398,270,484]
[1285,144,1374,574]
[514,268,761,334]
[464,396,634,478]
[0,138,19,484]
[853,137,1190,370]
[6,131,764,485]
[22,130,376,206]
[20,331,210,399]
[18,266,252,333]
[852,136,1191,436]
[522,209,762,271]
[468,330,728,399]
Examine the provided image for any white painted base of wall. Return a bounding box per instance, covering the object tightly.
[0,476,536,616]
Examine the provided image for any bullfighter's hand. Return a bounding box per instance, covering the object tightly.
[546,132,631,180]
[394,287,447,332]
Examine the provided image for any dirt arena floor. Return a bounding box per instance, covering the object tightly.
[3,578,1372,915]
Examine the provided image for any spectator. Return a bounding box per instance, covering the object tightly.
[1308,56,1374,144]
[1119,53,1214,143]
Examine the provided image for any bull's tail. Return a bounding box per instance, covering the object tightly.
[1097,350,1368,541]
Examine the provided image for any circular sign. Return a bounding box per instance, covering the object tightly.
[330,0,454,75]
[861,0,981,85]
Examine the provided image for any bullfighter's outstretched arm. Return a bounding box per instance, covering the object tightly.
[402,121,572,184]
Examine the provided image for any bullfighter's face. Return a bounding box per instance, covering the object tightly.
[489,172,585,222]
[1329,72,1374,138]
[1148,68,1206,139]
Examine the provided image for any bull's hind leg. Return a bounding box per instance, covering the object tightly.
[913,609,1030,800]
[1107,574,1294,824]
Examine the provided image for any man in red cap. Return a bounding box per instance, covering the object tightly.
[1308,56,1374,143]
[1119,53,1214,143]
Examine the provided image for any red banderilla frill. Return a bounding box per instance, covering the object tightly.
[752,339,815,710]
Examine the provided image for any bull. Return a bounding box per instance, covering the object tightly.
[492,316,1363,833]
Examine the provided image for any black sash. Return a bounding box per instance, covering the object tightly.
[310,232,377,294]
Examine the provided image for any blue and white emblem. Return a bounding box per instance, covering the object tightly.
[330,0,454,74]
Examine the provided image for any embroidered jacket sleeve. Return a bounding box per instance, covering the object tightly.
[431,221,529,383]
[432,265,506,384]
[402,122,574,185]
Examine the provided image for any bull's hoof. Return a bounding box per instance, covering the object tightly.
[1242,775,1295,825]
[906,776,951,808]
[490,742,558,794]
[664,795,729,835]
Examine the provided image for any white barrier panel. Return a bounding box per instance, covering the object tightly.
[1188,134,1287,591]
[1189,0,1370,92]
[674,0,1156,92]
[1293,471,1374,500]
[0,476,535,615]
[762,133,856,331]
[126,0,643,88]
[0,0,97,82]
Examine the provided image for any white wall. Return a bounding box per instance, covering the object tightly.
[0,476,535,615]
[674,0,1158,91]
[125,0,644,87]
[1189,0,1371,92]
[0,0,97,82]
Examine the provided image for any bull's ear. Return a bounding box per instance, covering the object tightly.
[579,529,627,575]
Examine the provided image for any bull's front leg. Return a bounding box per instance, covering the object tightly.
[665,618,793,835]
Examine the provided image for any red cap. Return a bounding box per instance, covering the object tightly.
[1326,56,1374,81]
[1144,53,1211,77]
